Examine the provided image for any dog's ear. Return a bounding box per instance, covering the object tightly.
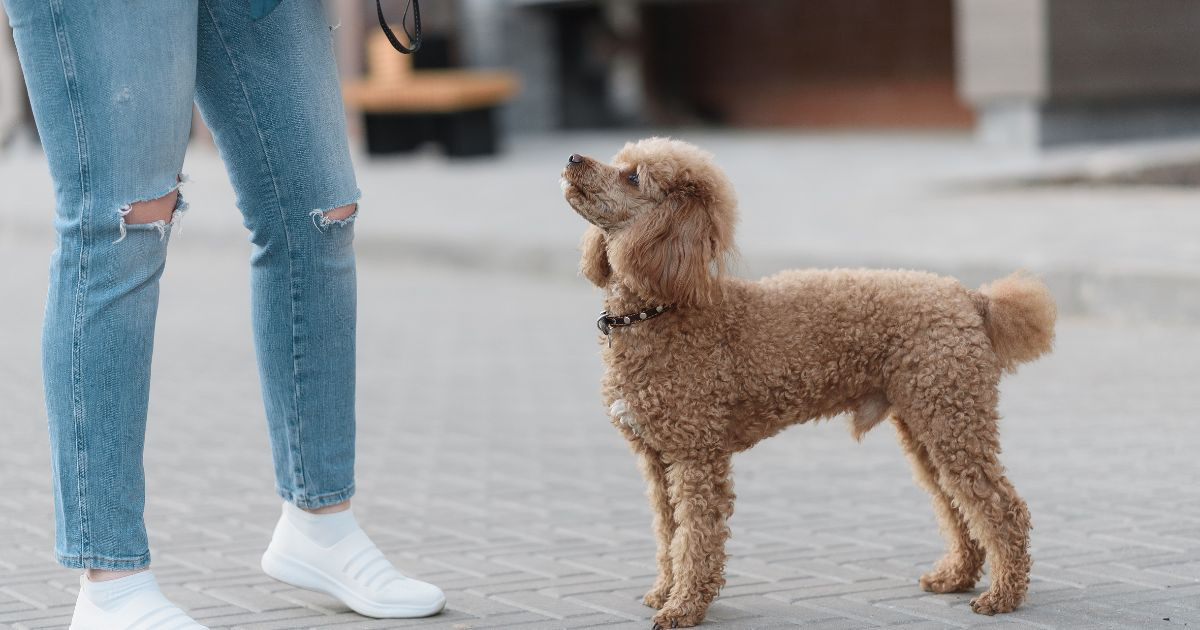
[579,225,611,287]
[608,184,733,307]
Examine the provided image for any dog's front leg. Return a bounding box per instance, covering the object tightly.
[652,454,734,629]
[637,447,676,609]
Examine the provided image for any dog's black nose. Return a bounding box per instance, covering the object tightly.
[568,153,583,165]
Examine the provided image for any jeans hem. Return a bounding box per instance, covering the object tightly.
[56,550,151,571]
[277,483,355,510]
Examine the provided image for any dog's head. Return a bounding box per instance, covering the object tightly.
[560,137,737,307]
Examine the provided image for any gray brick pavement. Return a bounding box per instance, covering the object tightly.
[2,234,1199,629]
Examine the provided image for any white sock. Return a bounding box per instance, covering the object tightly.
[262,503,445,618]
[283,502,359,547]
[80,570,157,610]
[71,570,206,630]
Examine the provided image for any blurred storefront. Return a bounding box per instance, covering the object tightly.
[5,0,1200,150]
[454,0,972,131]
[451,0,1200,147]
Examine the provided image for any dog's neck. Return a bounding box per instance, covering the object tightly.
[603,282,662,315]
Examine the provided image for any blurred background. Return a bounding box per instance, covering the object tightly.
[2,2,1199,628]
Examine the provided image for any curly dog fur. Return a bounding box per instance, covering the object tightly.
[560,138,1056,628]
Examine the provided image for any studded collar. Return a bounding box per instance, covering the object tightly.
[596,304,673,336]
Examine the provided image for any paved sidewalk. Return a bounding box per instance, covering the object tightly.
[4,132,1200,322]
[2,231,1198,629]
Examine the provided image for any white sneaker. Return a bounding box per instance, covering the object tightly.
[261,505,445,618]
[69,571,207,630]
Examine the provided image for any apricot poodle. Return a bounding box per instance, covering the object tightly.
[560,138,1056,629]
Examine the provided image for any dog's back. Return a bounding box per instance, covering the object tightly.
[751,267,1054,375]
[718,268,1054,443]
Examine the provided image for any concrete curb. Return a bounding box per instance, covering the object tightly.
[3,215,1197,326]
[349,233,1200,326]
[959,137,1200,188]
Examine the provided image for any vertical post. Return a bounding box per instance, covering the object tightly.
[954,0,1046,147]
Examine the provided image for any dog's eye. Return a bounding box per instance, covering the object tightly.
[627,171,640,186]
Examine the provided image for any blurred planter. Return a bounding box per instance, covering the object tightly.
[342,31,520,158]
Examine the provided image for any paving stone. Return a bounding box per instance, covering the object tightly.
[487,590,598,619]
[561,591,650,621]
[799,597,928,626]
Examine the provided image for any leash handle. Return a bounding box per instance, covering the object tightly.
[377,0,422,54]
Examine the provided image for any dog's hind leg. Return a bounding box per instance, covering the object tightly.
[653,454,734,629]
[908,398,1031,614]
[891,328,1032,614]
[637,447,677,609]
[928,435,1031,614]
[892,416,984,593]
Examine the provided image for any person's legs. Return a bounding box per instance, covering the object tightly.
[193,1,442,617]
[4,0,195,573]
[7,0,208,626]
[194,0,358,511]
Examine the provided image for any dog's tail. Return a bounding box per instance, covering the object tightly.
[972,272,1057,372]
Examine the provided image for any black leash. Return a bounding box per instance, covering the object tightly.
[377,0,422,54]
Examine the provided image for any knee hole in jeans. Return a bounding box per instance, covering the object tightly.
[114,176,188,243]
[122,190,178,225]
[309,203,358,231]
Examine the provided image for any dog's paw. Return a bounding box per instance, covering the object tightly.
[919,569,977,593]
[642,586,671,609]
[970,591,1019,615]
[652,604,705,629]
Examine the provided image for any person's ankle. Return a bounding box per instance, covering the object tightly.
[303,499,350,515]
[85,567,148,582]
[282,501,359,547]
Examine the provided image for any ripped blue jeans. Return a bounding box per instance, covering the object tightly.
[5,0,360,570]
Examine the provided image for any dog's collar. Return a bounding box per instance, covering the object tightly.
[596,304,672,336]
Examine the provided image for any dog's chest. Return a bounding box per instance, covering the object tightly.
[604,349,675,441]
